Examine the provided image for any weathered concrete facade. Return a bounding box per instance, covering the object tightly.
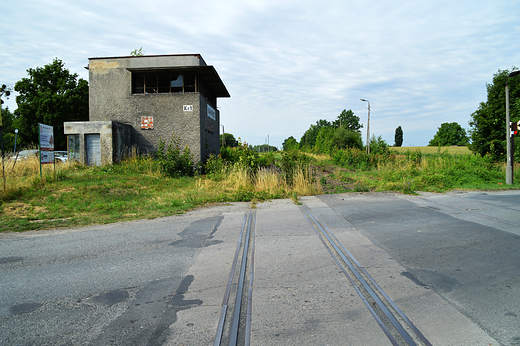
[64,121,133,165]
[65,54,229,165]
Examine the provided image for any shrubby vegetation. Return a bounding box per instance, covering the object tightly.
[204,140,320,201]
[155,133,198,178]
[469,68,520,160]
[429,122,469,146]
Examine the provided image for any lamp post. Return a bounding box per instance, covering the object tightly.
[221,125,225,147]
[14,129,18,154]
[506,69,520,185]
[360,98,370,154]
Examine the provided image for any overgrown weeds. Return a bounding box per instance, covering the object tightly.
[330,147,512,193]
[1,143,518,233]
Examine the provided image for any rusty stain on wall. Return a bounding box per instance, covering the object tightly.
[89,60,120,75]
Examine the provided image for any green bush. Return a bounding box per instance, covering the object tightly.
[219,143,259,170]
[280,151,310,185]
[156,133,198,178]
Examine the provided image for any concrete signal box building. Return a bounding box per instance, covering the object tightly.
[65,54,230,166]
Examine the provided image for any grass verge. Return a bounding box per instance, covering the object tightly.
[1,148,519,233]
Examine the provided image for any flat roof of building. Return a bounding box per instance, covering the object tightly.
[88,54,230,98]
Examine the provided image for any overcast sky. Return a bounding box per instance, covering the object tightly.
[2,0,519,148]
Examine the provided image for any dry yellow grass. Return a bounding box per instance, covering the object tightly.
[1,157,70,195]
[254,167,286,193]
[292,165,322,196]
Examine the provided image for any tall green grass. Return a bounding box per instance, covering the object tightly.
[0,149,321,232]
[332,147,515,193]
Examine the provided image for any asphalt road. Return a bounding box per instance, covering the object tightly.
[318,191,520,346]
[1,191,518,345]
[0,204,246,346]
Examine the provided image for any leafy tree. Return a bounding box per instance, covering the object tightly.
[314,127,363,154]
[334,127,363,150]
[469,68,520,160]
[333,109,363,132]
[0,84,11,107]
[1,84,13,156]
[14,58,89,150]
[370,135,390,155]
[282,136,299,151]
[314,126,336,153]
[428,122,469,147]
[394,126,403,147]
[1,107,21,153]
[300,119,332,150]
[220,133,239,147]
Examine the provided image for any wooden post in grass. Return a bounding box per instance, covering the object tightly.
[1,113,5,191]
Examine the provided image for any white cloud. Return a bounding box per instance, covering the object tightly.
[1,0,519,148]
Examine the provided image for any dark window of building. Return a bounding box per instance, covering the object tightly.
[133,73,145,94]
[158,74,170,93]
[184,72,196,92]
[132,71,197,94]
[170,74,183,92]
[145,74,158,93]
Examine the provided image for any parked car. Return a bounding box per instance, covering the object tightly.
[54,151,68,163]
[9,149,39,162]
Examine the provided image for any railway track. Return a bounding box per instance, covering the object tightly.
[214,204,431,345]
[214,210,256,346]
[301,204,431,346]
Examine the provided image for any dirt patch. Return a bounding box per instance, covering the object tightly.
[313,164,362,193]
[2,202,47,218]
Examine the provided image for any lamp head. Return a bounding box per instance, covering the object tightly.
[509,70,520,78]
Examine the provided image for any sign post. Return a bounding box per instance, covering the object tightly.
[39,124,54,180]
[0,111,4,190]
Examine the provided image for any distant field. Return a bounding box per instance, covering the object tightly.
[390,146,472,155]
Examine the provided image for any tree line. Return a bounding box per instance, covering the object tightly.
[1,59,518,162]
[1,59,88,152]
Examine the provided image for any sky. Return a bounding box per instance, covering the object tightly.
[1,0,519,149]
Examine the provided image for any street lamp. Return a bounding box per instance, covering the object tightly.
[14,129,18,154]
[221,125,225,147]
[360,99,370,154]
[506,69,520,184]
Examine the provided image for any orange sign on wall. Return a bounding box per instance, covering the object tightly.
[141,116,154,129]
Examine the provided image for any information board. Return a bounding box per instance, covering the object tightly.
[39,124,54,150]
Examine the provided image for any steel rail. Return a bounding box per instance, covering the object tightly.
[313,207,431,346]
[228,212,253,346]
[214,213,248,346]
[314,208,431,345]
[302,204,422,346]
[244,214,256,346]
[300,207,399,345]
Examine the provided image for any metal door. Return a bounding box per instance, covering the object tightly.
[86,134,101,166]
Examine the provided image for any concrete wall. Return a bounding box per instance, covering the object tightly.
[64,121,133,165]
[88,55,220,162]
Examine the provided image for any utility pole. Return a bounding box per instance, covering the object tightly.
[360,99,371,154]
[506,70,520,184]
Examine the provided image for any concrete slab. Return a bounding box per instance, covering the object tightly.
[252,199,389,345]
[166,196,498,345]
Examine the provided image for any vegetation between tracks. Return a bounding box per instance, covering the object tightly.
[1,144,519,232]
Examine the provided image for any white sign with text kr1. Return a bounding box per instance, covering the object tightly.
[183,105,193,112]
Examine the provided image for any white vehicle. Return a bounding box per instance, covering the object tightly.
[54,151,68,163]
[9,149,39,162]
